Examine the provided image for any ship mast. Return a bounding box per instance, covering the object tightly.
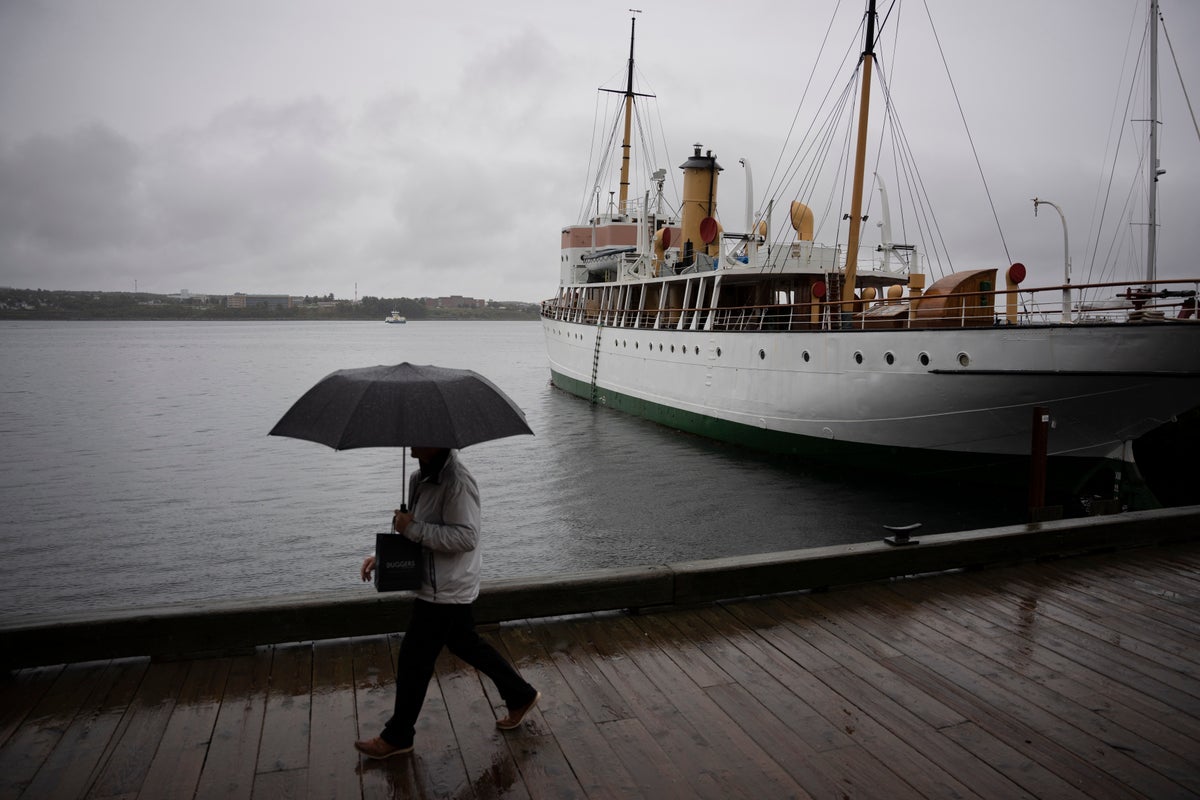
[599,13,653,218]
[841,0,877,314]
[1146,0,1161,282]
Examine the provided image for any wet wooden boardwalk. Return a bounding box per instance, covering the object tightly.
[2,540,1198,799]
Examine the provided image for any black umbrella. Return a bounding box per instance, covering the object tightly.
[269,362,533,506]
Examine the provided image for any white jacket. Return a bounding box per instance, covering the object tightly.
[403,450,482,604]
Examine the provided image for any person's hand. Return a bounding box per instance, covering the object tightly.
[361,555,376,583]
[392,509,414,534]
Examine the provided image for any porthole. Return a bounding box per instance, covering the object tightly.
[958,352,970,367]
[759,349,766,360]
[659,343,663,352]
[670,344,675,353]
[919,352,930,366]
[716,347,722,357]
[802,350,810,362]
[885,351,895,365]
[635,341,639,349]
[853,351,863,364]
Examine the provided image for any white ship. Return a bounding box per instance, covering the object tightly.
[541,2,1200,502]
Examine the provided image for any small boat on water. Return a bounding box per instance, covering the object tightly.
[541,1,1200,505]
[385,310,406,324]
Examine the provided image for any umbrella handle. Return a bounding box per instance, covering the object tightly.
[400,450,407,514]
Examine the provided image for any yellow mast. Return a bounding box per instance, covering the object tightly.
[617,16,638,215]
[842,0,877,314]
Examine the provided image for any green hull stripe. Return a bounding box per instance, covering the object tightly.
[549,369,1135,498]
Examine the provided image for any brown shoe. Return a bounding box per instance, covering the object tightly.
[496,691,541,730]
[354,736,413,759]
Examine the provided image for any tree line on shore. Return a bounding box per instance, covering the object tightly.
[0,288,541,321]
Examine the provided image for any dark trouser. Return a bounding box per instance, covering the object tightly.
[381,598,535,747]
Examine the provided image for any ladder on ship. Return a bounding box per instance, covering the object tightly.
[589,324,603,404]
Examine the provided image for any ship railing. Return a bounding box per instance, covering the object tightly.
[540,279,1200,329]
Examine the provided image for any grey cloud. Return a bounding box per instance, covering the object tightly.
[0,126,142,252]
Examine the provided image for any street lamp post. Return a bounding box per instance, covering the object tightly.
[1033,197,1072,323]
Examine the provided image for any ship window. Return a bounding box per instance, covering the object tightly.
[958,352,970,367]
[758,349,766,360]
[716,347,722,357]
[635,341,638,349]
[659,343,663,351]
[885,351,895,365]
[919,352,930,366]
[670,345,675,353]
[854,351,863,364]
[694,346,699,355]
[802,350,810,362]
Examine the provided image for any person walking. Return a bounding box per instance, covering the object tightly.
[355,446,540,759]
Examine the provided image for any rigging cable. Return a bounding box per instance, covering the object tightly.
[1159,10,1200,147]
[1081,1,1143,290]
[920,0,1011,266]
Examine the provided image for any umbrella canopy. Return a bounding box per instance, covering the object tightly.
[268,362,533,450]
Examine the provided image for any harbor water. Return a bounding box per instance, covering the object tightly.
[0,320,1025,622]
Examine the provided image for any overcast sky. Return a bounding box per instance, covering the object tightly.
[1,0,1198,302]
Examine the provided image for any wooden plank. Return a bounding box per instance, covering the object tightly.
[595,717,692,799]
[351,634,417,800]
[938,719,1097,800]
[252,766,307,800]
[771,594,968,730]
[436,632,531,800]
[700,606,969,800]
[957,573,1200,715]
[0,661,99,797]
[0,664,62,748]
[566,615,727,800]
[628,610,731,689]
[580,613,809,800]
[809,665,998,799]
[682,604,855,753]
[1003,568,1200,666]
[885,578,1200,794]
[306,639,362,800]
[700,600,922,783]
[407,646,473,800]
[497,720,583,800]
[838,584,1186,799]
[17,659,147,800]
[497,621,637,799]
[193,647,272,800]
[899,573,1200,746]
[85,659,189,799]
[256,643,313,779]
[805,589,1135,798]
[135,656,231,799]
[1028,555,1200,636]
[528,614,633,724]
[1108,550,1200,598]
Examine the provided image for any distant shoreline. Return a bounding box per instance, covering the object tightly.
[0,311,541,322]
[0,287,542,322]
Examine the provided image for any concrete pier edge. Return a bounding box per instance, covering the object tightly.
[3,505,1198,670]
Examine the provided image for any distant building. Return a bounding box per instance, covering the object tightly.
[426,295,486,309]
[227,293,294,309]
